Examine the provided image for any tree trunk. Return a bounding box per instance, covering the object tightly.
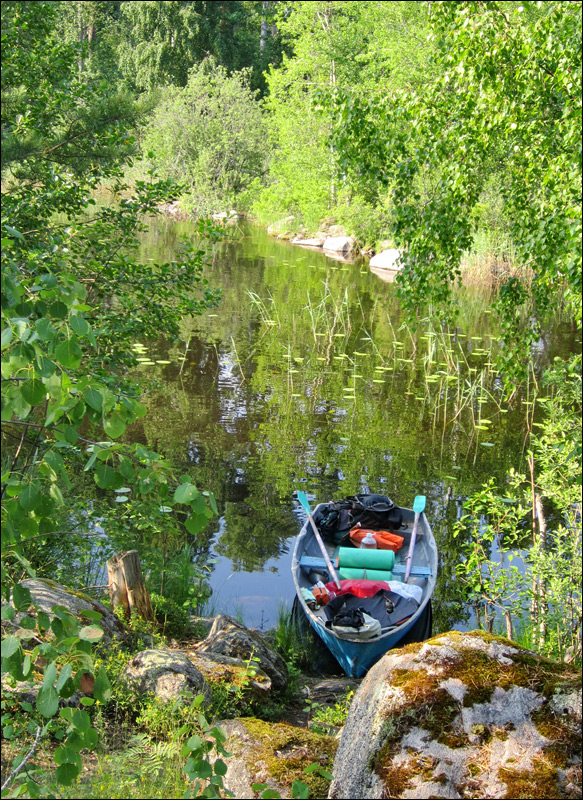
[106,550,154,622]
[260,1,269,54]
[535,493,547,648]
[504,610,513,640]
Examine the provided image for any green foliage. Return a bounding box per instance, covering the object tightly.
[150,593,191,640]
[117,1,283,96]
[452,474,530,637]
[269,604,312,670]
[331,0,582,384]
[46,733,188,799]
[453,356,582,661]
[1,585,111,796]
[306,688,355,733]
[182,695,233,799]
[254,1,434,231]
[142,59,267,216]
[1,2,220,793]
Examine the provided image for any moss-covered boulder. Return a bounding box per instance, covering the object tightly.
[215,717,337,799]
[329,631,581,799]
[121,648,211,704]
[187,650,273,694]
[196,615,288,691]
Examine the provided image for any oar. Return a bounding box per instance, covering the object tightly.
[296,491,342,589]
[404,495,426,583]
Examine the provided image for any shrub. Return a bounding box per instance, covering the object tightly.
[150,593,192,640]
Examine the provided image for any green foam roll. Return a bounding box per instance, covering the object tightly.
[338,567,393,582]
[337,546,395,571]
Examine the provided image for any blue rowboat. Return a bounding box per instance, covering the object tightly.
[291,502,438,678]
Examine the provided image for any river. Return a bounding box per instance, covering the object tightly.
[124,218,578,632]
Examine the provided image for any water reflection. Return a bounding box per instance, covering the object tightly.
[132,219,578,630]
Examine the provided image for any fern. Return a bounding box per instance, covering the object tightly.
[122,733,181,777]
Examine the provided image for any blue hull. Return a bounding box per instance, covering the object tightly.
[309,617,414,678]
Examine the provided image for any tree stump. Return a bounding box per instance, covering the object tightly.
[106,550,153,622]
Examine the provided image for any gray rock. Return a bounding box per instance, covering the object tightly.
[189,650,273,693]
[121,648,211,704]
[323,236,355,254]
[328,631,582,799]
[6,579,126,643]
[292,236,325,247]
[369,248,402,270]
[212,718,337,800]
[196,614,288,691]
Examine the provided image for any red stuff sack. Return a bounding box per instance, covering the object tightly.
[324,579,390,598]
[349,528,404,552]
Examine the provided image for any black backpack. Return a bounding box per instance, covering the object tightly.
[315,494,403,543]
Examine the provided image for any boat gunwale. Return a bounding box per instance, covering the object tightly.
[291,502,437,644]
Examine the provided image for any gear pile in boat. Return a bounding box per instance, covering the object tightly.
[315,494,404,544]
[300,493,425,638]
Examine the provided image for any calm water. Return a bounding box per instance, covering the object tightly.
[128,219,578,631]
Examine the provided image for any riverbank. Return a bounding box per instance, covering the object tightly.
[3,578,581,799]
[155,197,528,289]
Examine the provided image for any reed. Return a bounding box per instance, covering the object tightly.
[247,286,513,435]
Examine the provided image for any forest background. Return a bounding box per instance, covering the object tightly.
[1,1,581,798]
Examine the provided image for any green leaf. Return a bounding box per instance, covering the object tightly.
[204,491,219,516]
[93,667,112,703]
[19,483,41,512]
[12,582,33,611]
[35,318,57,341]
[291,780,310,799]
[37,611,51,632]
[54,338,82,369]
[185,513,208,536]
[56,663,73,693]
[55,762,81,786]
[79,609,103,621]
[94,464,118,489]
[4,225,24,240]
[78,625,103,643]
[20,379,46,406]
[1,326,13,349]
[69,315,89,336]
[43,661,58,688]
[214,759,228,776]
[71,708,91,733]
[1,635,21,659]
[83,727,99,749]
[103,412,126,439]
[83,387,103,412]
[37,685,59,717]
[174,482,199,504]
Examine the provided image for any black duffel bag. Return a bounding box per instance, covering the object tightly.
[316,494,403,543]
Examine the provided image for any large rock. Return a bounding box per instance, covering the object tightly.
[196,615,288,692]
[187,650,273,694]
[213,718,338,799]
[121,648,211,704]
[329,631,582,799]
[369,248,402,270]
[323,236,355,254]
[5,579,126,643]
[292,235,326,248]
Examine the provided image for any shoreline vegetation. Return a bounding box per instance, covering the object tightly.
[2,1,580,797]
[155,199,530,292]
